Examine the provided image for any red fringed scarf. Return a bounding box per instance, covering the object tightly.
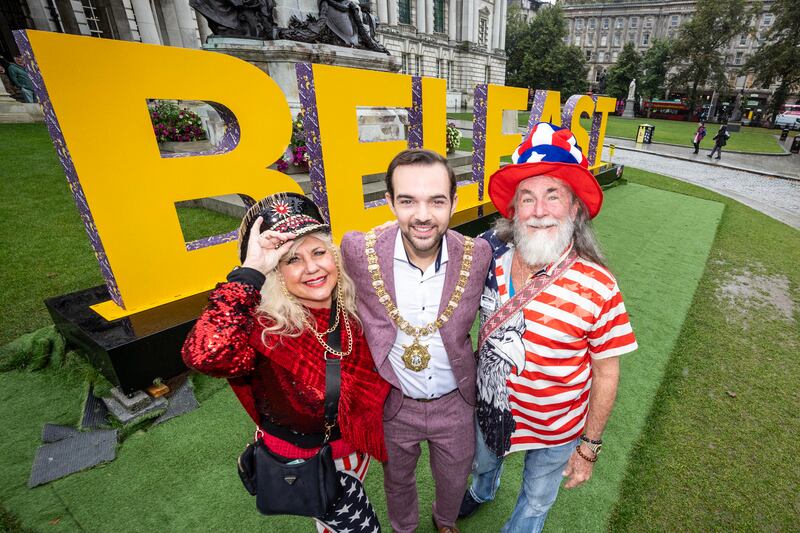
[249,307,390,462]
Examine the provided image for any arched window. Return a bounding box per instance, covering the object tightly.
[399,0,411,24]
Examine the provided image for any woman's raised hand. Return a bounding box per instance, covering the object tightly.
[241,217,296,275]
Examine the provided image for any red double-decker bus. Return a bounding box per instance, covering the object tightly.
[642,100,691,120]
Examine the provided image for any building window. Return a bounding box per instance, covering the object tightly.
[82,0,103,36]
[670,15,679,27]
[434,0,444,32]
[613,33,621,46]
[478,17,489,48]
[485,65,490,83]
[642,32,650,46]
[612,51,619,62]
[585,50,592,61]
[615,18,623,29]
[588,18,596,30]
[739,34,748,46]
[414,55,421,76]
[401,52,409,73]
[667,30,675,39]
[598,51,605,63]
[600,34,607,46]
[602,18,609,29]
[630,16,638,29]
[399,0,411,24]
[644,16,653,28]
[575,18,584,30]
[734,51,743,65]
[574,35,581,46]
[447,60,454,88]
[436,58,442,77]
[762,13,773,26]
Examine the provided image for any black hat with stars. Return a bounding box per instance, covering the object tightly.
[237,192,330,263]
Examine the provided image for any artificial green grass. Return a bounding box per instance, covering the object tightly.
[447,113,786,154]
[606,170,800,532]
[0,125,723,531]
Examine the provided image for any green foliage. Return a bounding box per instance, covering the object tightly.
[605,42,641,100]
[669,0,758,110]
[639,39,673,100]
[741,0,800,118]
[446,122,462,153]
[505,4,588,95]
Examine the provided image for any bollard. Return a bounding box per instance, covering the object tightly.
[609,144,616,158]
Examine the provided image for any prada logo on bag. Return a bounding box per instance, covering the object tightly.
[284,476,297,485]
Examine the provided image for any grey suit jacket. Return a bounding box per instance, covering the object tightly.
[341,226,492,420]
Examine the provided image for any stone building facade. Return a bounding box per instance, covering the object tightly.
[542,0,781,111]
[2,0,508,108]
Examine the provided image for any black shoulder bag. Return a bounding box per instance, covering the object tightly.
[237,304,343,518]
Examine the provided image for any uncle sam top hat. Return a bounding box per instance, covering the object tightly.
[488,122,603,219]
[237,192,330,263]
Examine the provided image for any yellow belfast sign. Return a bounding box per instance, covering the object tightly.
[18,30,615,320]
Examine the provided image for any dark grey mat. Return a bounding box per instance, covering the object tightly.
[28,429,118,487]
[81,386,108,429]
[41,424,79,443]
[154,380,199,426]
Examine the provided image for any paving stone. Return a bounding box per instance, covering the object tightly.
[109,387,152,412]
[28,429,118,487]
[102,394,167,425]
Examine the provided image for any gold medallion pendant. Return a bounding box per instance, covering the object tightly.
[402,337,431,372]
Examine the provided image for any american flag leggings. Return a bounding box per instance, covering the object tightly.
[315,452,381,533]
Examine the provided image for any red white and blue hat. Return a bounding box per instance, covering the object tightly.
[488,122,603,219]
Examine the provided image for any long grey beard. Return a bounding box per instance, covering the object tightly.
[513,216,574,267]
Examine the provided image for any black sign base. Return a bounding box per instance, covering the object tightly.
[45,286,211,395]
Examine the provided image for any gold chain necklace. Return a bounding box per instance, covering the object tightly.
[365,230,474,372]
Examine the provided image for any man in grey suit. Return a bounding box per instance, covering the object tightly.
[341,149,492,533]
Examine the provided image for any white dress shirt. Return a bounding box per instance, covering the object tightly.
[388,231,458,399]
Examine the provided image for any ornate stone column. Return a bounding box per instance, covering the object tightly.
[416,0,426,32]
[130,0,161,44]
[388,0,398,25]
[491,0,501,49]
[447,0,456,39]
[426,0,434,34]
[461,0,474,41]
[498,0,506,49]
[377,0,388,26]
[172,0,201,47]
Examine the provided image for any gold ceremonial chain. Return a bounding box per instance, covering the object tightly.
[365,230,474,372]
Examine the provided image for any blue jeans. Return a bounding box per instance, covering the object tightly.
[468,423,578,533]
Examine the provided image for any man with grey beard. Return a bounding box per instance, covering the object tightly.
[459,122,638,533]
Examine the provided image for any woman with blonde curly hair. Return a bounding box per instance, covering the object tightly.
[182,192,390,532]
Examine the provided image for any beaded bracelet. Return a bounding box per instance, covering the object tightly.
[580,434,602,445]
[575,444,598,463]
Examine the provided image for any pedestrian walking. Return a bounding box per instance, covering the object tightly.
[692,122,706,154]
[708,125,729,160]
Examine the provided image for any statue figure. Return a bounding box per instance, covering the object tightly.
[627,78,636,100]
[190,0,278,39]
[280,0,388,53]
[597,69,607,94]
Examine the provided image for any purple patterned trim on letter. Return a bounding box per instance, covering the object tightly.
[186,230,237,251]
[160,101,241,158]
[295,63,330,223]
[472,85,488,218]
[13,30,125,309]
[407,76,423,148]
[526,90,548,137]
[588,96,603,166]
[560,95,582,130]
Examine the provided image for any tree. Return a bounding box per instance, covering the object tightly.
[505,4,588,94]
[669,0,758,114]
[604,42,641,100]
[742,0,800,120]
[639,39,673,100]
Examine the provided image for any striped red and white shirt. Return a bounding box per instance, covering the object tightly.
[480,242,637,454]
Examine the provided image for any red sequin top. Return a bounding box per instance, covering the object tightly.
[182,280,375,459]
